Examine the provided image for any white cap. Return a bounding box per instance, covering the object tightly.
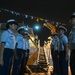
[6,19,18,25]
[17,26,26,31]
[58,26,67,32]
[69,12,75,19]
[72,12,75,15]
[7,19,16,23]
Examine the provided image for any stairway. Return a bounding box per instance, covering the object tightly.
[36,47,48,74]
[25,47,48,75]
[38,47,47,66]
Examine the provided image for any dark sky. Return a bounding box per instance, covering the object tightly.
[0,0,75,46]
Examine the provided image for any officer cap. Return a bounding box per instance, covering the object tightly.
[6,19,18,25]
[69,12,75,19]
[17,26,26,32]
[58,26,67,32]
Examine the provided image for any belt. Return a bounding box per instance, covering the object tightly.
[4,48,13,50]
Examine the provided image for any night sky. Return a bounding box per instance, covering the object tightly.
[0,0,75,46]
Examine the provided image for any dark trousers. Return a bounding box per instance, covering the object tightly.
[0,65,2,75]
[59,51,68,75]
[53,50,60,75]
[20,50,29,75]
[25,50,29,66]
[2,48,13,75]
[70,50,75,75]
[12,49,23,75]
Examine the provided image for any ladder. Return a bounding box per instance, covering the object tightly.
[37,47,47,65]
[37,47,48,75]
[25,47,48,75]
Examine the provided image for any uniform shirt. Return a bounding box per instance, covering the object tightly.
[24,39,30,50]
[69,26,75,43]
[59,34,68,51]
[1,29,16,49]
[51,38,59,51]
[16,34,25,50]
[69,26,75,49]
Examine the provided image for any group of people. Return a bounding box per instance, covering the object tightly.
[0,19,30,75]
[50,12,75,75]
[51,26,69,75]
[0,12,75,75]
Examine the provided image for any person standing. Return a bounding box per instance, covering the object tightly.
[0,44,3,75]
[69,12,75,75]
[12,26,26,75]
[24,33,30,67]
[51,32,60,75]
[58,26,69,75]
[20,32,30,75]
[0,19,18,75]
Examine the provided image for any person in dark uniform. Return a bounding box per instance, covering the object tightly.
[12,26,26,75]
[51,32,60,75]
[69,12,75,75]
[20,32,30,75]
[58,26,69,75]
[0,19,18,75]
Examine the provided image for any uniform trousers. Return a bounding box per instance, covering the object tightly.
[53,50,60,75]
[12,49,23,75]
[70,50,75,75]
[0,65,2,75]
[2,48,13,75]
[19,49,29,75]
[59,51,68,75]
[25,50,29,66]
